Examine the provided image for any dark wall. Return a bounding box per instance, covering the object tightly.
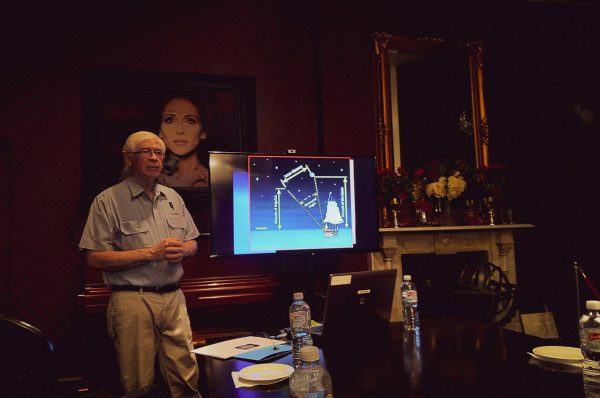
[320,0,600,341]
[1,0,599,359]
[0,0,320,336]
[483,3,600,342]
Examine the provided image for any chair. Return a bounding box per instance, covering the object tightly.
[0,315,58,397]
[0,315,173,398]
[451,261,518,326]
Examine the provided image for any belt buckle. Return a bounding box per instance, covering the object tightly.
[154,285,164,292]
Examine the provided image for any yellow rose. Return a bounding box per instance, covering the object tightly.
[426,181,447,198]
[447,174,466,200]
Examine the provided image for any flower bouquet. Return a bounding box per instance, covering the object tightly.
[421,159,468,225]
[377,159,510,227]
[377,167,417,227]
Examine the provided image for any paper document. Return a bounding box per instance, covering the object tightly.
[192,336,287,359]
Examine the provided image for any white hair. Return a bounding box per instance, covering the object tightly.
[121,131,165,177]
[122,131,165,153]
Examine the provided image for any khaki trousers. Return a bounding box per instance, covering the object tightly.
[107,289,201,398]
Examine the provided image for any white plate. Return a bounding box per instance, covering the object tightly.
[237,375,289,386]
[238,363,294,382]
[532,346,584,363]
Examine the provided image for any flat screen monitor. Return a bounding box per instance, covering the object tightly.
[209,152,379,257]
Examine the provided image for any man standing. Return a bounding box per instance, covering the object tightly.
[79,131,202,397]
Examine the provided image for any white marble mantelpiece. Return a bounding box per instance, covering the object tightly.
[368,224,534,323]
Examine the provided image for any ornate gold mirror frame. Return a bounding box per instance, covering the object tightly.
[373,32,489,171]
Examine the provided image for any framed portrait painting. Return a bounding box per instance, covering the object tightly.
[82,69,257,236]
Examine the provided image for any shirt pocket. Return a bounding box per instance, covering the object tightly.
[119,220,151,249]
[166,215,186,239]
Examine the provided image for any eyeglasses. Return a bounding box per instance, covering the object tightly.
[129,149,165,158]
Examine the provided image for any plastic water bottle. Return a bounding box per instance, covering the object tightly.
[289,345,333,398]
[290,292,313,367]
[400,275,420,331]
[580,300,600,397]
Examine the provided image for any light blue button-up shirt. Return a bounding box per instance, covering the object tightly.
[79,177,199,286]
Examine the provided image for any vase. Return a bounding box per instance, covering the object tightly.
[463,199,485,225]
[389,198,415,228]
[436,197,456,226]
[495,197,513,224]
[415,207,428,226]
[415,204,437,226]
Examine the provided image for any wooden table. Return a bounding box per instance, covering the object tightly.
[197,317,584,398]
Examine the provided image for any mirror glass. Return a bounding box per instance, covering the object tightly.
[374,33,489,172]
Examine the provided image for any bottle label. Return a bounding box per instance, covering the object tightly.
[402,289,418,303]
[290,311,309,328]
[585,328,600,352]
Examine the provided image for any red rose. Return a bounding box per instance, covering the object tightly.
[413,168,425,179]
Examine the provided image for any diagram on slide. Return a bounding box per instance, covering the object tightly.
[247,156,354,251]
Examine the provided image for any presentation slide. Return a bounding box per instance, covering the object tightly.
[233,155,356,254]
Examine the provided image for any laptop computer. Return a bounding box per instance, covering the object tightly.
[316,268,397,342]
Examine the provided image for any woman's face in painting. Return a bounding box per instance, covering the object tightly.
[159,97,207,157]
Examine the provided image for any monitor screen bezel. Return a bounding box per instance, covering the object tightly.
[208,151,380,258]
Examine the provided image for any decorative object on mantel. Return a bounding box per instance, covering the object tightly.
[483,196,496,225]
[414,198,435,226]
[471,163,512,225]
[377,167,416,228]
[377,159,512,228]
[389,197,415,228]
[464,199,486,226]
[422,158,467,226]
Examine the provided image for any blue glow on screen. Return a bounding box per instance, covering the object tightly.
[233,170,275,254]
[233,171,252,254]
[231,155,356,254]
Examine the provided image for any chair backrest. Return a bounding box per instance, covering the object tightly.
[0,315,57,396]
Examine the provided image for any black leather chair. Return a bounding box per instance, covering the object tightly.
[0,315,169,397]
[0,315,58,397]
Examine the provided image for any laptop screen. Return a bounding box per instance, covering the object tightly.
[319,269,397,340]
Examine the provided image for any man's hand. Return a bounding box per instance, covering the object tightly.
[86,237,197,272]
[150,238,186,263]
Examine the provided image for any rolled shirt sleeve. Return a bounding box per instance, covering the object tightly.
[78,178,200,286]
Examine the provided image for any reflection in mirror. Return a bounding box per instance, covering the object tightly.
[392,52,472,171]
[374,33,489,172]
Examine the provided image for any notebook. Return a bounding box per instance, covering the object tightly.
[233,344,292,362]
[318,268,397,341]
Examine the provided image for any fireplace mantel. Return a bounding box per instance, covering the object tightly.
[369,224,534,323]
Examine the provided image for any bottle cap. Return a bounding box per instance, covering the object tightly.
[293,292,304,300]
[403,275,412,281]
[587,300,600,310]
[299,345,319,362]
